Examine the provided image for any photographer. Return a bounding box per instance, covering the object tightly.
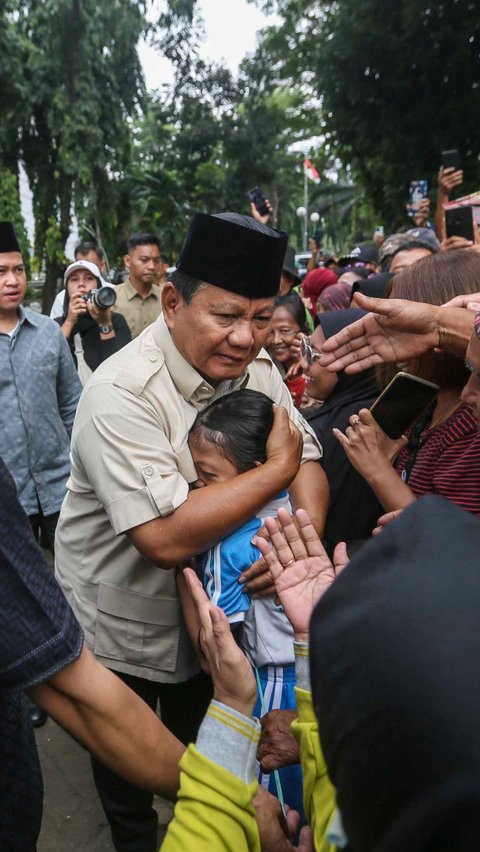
[57,260,131,382]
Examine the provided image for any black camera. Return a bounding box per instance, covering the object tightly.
[81,286,116,309]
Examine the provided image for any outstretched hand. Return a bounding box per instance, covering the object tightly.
[183,569,256,717]
[254,508,345,642]
[318,292,440,373]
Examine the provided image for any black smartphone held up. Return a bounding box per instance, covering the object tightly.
[248,186,269,218]
[445,205,475,242]
[441,149,461,171]
[370,372,439,439]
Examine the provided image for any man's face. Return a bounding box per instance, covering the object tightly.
[461,329,480,425]
[389,247,431,274]
[75,249,106,272]
[163,282,275,383]
[124,244,161,286]
[0,252,27,314]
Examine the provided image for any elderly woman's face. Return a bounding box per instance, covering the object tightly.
[461,329,480,425]
[268,306,301,364]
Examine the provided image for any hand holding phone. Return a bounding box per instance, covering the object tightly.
[407,181,428,218]
[445,206,475,243]
[370,372,439,439]
[441,149,461,171]
[248,186,270,218]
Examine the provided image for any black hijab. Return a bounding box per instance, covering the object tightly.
[304,309,382,554]
[311,495,480,851]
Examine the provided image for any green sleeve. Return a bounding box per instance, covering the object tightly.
[161,744,261,852]
[292,686,337,852]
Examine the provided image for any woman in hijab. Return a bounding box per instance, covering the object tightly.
[302,309,383,555]
[56,260,131,384]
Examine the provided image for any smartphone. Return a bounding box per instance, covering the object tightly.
[441,149,461,171]
[445,205,475,242]
[370,372,439,439]
[248,186,269,217]
[407,180,428,217]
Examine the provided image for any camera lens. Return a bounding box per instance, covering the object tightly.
[92,286,116,309]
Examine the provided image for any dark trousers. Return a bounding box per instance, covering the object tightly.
[29,509,59,554]
[91,669,212,852]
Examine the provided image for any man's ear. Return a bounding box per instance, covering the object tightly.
[123,253,131,270]
[162,282,184,328]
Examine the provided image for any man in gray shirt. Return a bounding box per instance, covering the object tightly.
[0,221,81,552]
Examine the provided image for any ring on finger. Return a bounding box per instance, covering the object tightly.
[283,559,295,568]
[351,415,360,426]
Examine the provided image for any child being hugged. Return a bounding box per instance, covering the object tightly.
[184,389,303,815]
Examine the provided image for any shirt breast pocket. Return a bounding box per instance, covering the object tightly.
[94,584,180,672]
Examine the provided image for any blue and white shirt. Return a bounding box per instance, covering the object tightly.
[202,491,291,624]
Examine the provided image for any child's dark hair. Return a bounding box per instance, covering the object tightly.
[189,389,274,473]
[274,290,308,332]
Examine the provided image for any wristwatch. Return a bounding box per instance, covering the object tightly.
[99,323,113,334]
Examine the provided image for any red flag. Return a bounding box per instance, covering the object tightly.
[304,159,321,184]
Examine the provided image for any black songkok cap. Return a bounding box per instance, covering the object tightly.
[0,221,21,254]
[176,212,289,298]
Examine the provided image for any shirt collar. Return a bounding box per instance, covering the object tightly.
[151,314,249,407]
[124,277,161,301]
[18,306,41,327]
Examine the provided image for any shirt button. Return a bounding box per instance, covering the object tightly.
[144,465,154,476]
[148,355,157,362]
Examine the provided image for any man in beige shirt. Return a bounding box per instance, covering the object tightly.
[114,233,163,337]
[55,211,329,851]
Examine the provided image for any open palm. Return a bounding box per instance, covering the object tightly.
[256,508,346,641]
[320,293,439,374]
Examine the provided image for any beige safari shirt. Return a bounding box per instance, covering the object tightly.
[114,277,162,338]
[55,315,322,683]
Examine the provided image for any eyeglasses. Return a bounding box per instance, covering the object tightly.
[300,336,321,365]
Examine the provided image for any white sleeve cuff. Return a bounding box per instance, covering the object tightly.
[195,699,260,784]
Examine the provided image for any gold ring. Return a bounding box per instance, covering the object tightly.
[284,559,295,568]
[351,415,360,426]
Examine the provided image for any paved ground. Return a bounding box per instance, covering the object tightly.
[36,719,174,851]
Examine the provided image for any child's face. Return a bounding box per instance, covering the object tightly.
[189,433,239,487]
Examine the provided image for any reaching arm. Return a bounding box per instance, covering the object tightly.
[128,406,303,568]
[30,644,184,800]
[319,292,473,374]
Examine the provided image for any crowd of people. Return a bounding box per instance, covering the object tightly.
[2,154,480,852]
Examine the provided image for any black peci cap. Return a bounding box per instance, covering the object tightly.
[0,221,22,255]
[176,212,289,298]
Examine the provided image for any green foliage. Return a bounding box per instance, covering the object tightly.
[252,0,480,226]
